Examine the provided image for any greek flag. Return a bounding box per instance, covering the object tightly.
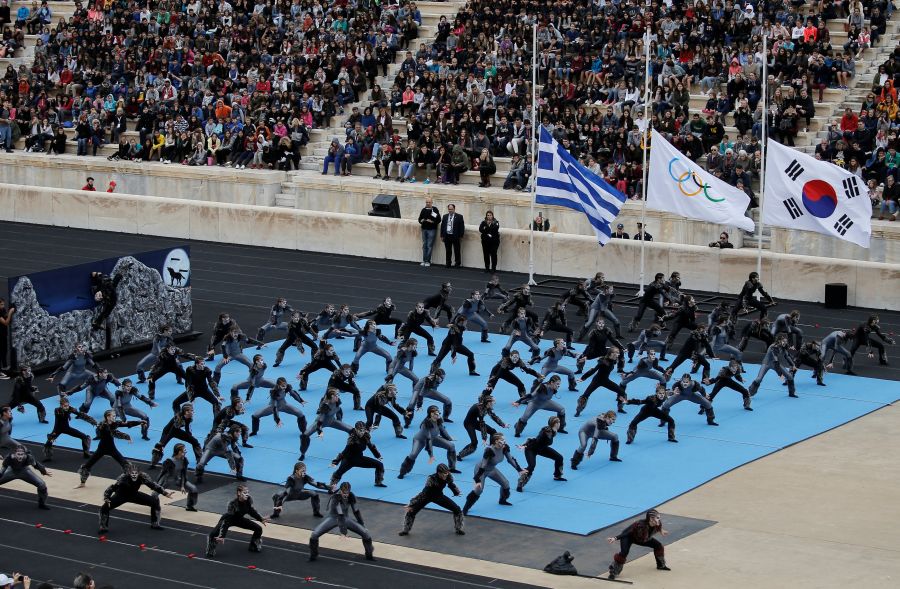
[535,126,627,245]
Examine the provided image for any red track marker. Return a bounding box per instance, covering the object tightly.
[99,536,107,542]
[187,553,196,559]
[34,523,43,528]
[63,529,72,534]
[139,543,146,550]
[247,565,257,570]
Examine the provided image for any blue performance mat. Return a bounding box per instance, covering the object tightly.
[13,328,900,535]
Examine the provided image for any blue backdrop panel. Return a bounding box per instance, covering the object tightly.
[13,327,900,535]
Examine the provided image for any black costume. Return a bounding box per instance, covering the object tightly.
[576,356,627,416]
[90,271,123,330]
[298,346,342,390]
[8,370,46,422]
[626,392,677,444]
[540,305,574,347]
[364,385,409,438]
[629,278,666,330]
[423,283,454,322]
[171,363,222,417]
[738,318,774,352]
[328,367,363,410]
[147,347,194,399]
[44,403,97,460]
[78,419,143,484]
[458,396,507,459]
[357,300,404,337]
[517,425,565,491]
[732,276,773,320]
[708,363,751,409]
[274,314,318,367]
[400,465,464,536]
[797,341,827,385]
[99,468,167,532]
[330,426,386,487]
[499,289,539,330]
[487,353,541,397]
[432,319,478,375]
[206,493,266,557]
[576,325,625,373]
[398,308,439,354]
[666,329,715,380]
[151,407,202,468]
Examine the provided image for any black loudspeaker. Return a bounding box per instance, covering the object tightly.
[824,283,848,309]
[368,194,401,218]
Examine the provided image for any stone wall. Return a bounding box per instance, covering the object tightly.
[0,153,285,207]
[1,183,898,310]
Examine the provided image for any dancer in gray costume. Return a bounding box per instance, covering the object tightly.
[351,320,395,374]
[663,373,718,426]
[0,444,51,509]
[455,290,494,343]
[308,482,375,561]
[229,354,277,402]
[49,343,97,394]
[748,335,797,398]
[250,377,307,436]
[114,378,156,440]
[270,461,329,519]
[404,367,452,427]
[397,405,459,478]
[136,324,174,383]
[512,375,567,437]
[461,433,526,514]
[571,411,621,469]
[300,388,353,460]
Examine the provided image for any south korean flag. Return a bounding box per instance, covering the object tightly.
[764,139,872,248]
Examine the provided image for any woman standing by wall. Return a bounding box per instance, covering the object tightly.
[479,211,500,273]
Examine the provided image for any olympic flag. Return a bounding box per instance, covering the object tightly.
[764,139,871,248]
[647,129,755,232]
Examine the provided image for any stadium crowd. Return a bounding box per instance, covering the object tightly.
[0,0,894,204]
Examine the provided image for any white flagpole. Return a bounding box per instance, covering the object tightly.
[638,24,651,297]
[757,27,767,276]
[528,21,538,286]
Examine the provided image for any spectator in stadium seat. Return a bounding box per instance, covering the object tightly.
[880,174,899,221]
[322,139,345,176]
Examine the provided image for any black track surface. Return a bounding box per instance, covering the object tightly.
[0,488,539,589]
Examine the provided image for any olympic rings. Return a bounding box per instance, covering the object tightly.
[667,157,726,203]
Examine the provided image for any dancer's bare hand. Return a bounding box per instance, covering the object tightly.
[428,455,435,464]
[473,482,482,492]
[606,537,616,544]
[45,470,53,477]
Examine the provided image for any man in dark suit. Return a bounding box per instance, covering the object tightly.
[440,204,465,268]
